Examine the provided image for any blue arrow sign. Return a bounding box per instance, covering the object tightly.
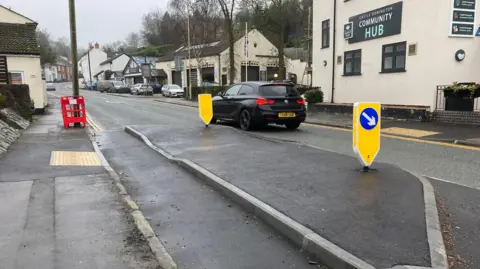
[476,27,480,36]
[359,108,379,130]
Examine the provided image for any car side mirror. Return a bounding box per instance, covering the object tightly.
[217,91,224,97]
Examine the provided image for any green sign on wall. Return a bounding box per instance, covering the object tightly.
[453,10,475,23]
[451,23,475,35]
[454,0,476,10]
[348,2,403,44]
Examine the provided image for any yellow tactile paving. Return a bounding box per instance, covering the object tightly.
[381,127,439,138]
[50,151,101,166]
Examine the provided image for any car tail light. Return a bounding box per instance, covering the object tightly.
[256,98,275,106]
[297,99,306,105]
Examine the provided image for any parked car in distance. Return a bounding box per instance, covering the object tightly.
[161,84,184,97]
[200,81,219,87]
[46,83,56,91]
[131,84,153,95]
[86,82,97,91]
[151,83,163,94]
[130,84,142,95]
[211,82,306,131]
[112,81,130,93]
[97,80,112,93]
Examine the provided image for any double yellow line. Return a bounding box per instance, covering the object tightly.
[86,113,104,132]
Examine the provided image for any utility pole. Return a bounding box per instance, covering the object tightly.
[307,6,312,87]
[187,3,192,99]
[87,47,92,85]
[245,21,248,82]
[68,0,79,96]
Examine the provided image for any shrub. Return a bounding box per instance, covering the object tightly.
[190,86,228,100]
[304,88,323,103]
[0,93,6,108]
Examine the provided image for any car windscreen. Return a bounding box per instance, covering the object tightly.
[169,85,181,89]
[259,85,300,97]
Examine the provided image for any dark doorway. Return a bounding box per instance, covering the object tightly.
[241,66,260,82]
[201,67,215,83]
[172,71,182,85]
[186,69,198,87]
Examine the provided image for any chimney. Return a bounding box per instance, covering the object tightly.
[94,42,100,49]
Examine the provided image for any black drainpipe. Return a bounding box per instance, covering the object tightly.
[331,0,337,103]
[218,54,222,85]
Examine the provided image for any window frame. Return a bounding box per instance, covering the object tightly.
[8,71,24,84]
[321,20,330,49]
[343,49,362,76]
[381,41,407,74]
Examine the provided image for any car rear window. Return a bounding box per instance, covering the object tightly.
[259,85,300,97]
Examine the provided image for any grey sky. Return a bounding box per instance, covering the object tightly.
[2,0,169,48]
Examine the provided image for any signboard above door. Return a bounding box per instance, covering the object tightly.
[348,1,403,43]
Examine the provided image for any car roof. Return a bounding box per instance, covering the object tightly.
[235,81,292,87]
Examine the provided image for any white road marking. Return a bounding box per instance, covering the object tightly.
[423,175,480,190]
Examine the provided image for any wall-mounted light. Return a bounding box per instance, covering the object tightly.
[455,49,465,61]
[323,60,327,66]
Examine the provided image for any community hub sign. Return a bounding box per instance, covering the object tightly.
[346,1,403,43]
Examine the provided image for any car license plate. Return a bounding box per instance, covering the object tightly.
[278,112,295,118]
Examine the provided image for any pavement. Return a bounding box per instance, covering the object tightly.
[152,96,480,147]
[48,84,480,269]
[0,95,160,269]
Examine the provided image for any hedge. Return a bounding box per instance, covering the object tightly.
[187,85,322,101]
[0,84,32,121]
[189,86,228,100]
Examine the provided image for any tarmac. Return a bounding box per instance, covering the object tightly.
[151,96,480,147]
[125,124,444,269]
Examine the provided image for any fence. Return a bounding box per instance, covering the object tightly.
[435,85,480,112]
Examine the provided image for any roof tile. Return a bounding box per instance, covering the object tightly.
[0,22,40,55]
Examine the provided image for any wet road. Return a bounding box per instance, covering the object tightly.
[55,84,480,189]
[52,83,480,268]
[53,85,326,268]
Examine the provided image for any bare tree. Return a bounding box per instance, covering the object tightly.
[141,9,164,45]
[124,32,142,52]
[243,0,296,80]
[216,0,236,84]
[170,0,222,81]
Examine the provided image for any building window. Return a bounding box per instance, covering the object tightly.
[322,20,330,49]
[381,41,406,73]
[343,50,361,76]
[9,72,24,84]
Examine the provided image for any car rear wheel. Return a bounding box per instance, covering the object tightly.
[239,109,253,131]
[210,118,217,124]
[285,122,301,130]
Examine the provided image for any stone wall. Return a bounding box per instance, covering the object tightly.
[307,103,430,121]
[432,111,480,126]
[0,109,30,156]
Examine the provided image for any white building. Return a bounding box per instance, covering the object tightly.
[93,53,130,81]
[0,5,47,111]
[78,43,107,84]
[313,0,480,110]
[156,29,296,88]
